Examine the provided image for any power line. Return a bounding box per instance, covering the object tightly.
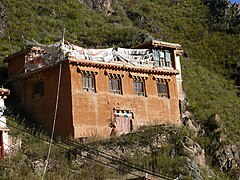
[57,137,173,179]
[1,66,25,87]
[2,140,141,178]
[2,118,174,179]
[10,117,173,179]
[0,119,142,178]
[1,142,83,177]
[42,60,62,179]
[19,117,171,179]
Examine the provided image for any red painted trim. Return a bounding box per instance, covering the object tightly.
[0,131,4,158]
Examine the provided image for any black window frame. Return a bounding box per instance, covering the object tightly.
[157,81,169,98]
[109,77,122,95]
[133,79,146,96]
[32,81,44,98]
[82,74,96,92]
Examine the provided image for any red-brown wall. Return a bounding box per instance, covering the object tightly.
[18,61,74,137]
[70,64,180,138]
[7,54,26,98]
[7,54,181,139]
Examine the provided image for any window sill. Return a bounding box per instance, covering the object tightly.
[158,96,170,99]
[110,93,123,95]
[32,94,44,99]
[83,88,96,93]
[134,94,146,97]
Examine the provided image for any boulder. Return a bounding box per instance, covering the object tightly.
[206,114,227,142]
[31,159,44,175]
[182,117,200,135]
[180,136,206,167]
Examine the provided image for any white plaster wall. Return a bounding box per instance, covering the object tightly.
[0,116,7,129]
[0,95,10,153]
[175,55,184,100]
[0,98,4,107]
[3,131,10,153]
[0,98,5,116]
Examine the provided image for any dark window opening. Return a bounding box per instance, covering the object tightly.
[32,81,44,98]
[83,75,95,92]
[109,78,122,95]
[134,80,145,96]
[157,81,169,98]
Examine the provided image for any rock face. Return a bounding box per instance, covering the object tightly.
[215,144,240,172]
[63,125,229,179]
[31,159,59,174]
[186,158,203,180]
[180,97,201,136]
[206,114,226,142]
[205,114,240,173]
[80,0,114,15]
[180,136,206,167]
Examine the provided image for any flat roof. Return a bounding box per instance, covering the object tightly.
[133,39,181,49]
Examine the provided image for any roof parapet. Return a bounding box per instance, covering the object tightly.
[133,39,182,50]
[152,40,181,49]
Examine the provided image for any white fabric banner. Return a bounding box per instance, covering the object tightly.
[65,43,114,62]
[86,48,114,62]
[118,48,150,55]
[117,48,152,65]
[24,40,155,71]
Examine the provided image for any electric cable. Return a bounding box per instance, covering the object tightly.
[1,66,25,87]
[0,119,142,178]
[3,118,173,179]
[41,60,62,180]
[1,142,83,176]
[9,116,172,179]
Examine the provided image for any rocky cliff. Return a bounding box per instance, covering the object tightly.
[80,0,114,15]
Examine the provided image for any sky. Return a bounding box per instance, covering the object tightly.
[230,0,240,3]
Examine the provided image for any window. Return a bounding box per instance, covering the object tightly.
[80,70,98,92]
[109,78,122,94]
[134,80,145,96]
[157,81,169,98]
[32,81,44,98]
[153,49,172,67]
[83,75,95,92]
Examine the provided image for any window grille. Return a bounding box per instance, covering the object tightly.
[157,81,169,98]
[109,78,122,95]
[133,80,145,96]
[105,71,124,95]
[79,70,98,93]
[83,75,95,92]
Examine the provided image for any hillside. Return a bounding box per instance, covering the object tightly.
[0,0,240,179]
